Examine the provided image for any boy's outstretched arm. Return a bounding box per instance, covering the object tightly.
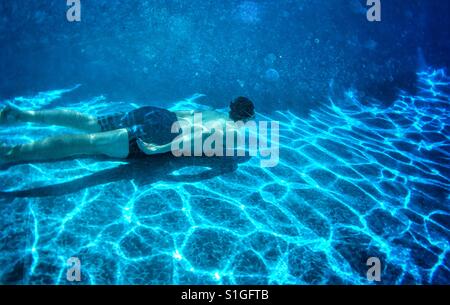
[137,137,182,155]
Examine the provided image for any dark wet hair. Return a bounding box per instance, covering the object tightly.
[229,97,255,121]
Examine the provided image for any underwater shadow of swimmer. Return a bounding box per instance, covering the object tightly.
[0,154,250,199]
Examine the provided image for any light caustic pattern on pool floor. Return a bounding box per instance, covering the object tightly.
[0,70,449,284]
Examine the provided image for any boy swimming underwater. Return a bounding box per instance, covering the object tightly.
[0,97,257,166]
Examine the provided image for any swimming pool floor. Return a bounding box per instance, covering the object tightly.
[0,70,449,284]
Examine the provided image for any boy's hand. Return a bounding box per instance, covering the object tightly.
[137,138,160,155]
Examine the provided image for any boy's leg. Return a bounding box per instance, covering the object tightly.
[0,104,101,132]
[1,128,129,165]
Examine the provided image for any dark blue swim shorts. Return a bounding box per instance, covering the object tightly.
[97,106,179,157]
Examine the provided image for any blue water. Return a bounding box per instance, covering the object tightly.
[0,69,448,284]
[0,0,449,285]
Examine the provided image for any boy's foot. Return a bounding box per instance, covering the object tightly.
[0,104,23,124]
[0,144,12,167]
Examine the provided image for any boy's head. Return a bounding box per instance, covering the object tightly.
[229,96,255,122]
